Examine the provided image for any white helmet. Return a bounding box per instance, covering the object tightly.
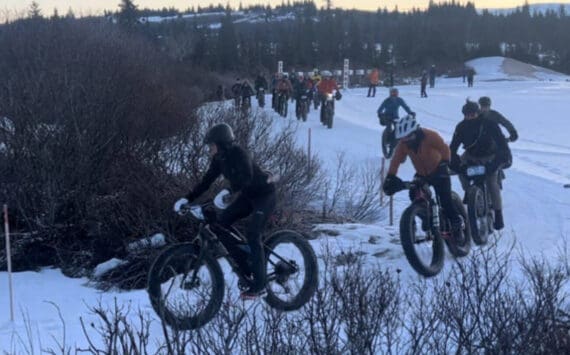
[321,70,332,77]
[395,115,420,139]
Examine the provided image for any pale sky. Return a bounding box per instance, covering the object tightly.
[2,0,569,17]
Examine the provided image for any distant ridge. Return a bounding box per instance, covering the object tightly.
[479,3,568,15]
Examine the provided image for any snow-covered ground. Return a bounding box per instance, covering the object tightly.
[2,57,570,351]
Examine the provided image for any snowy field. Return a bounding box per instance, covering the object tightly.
[2,56,570,351]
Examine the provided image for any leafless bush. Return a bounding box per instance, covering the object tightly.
[0,18,220,274]
[321,153,383,222]
[12,240,563,353]
[78,299,153,354]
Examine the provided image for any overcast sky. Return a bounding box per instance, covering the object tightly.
[2,0,569,16]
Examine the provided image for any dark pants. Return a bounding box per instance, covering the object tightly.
[421,83,427,97]
[418,166,461,226]
[218,191,276,290]
[367,84,376,97]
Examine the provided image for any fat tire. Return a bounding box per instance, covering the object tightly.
[326,104,333,129]
[382,128,395,159]
[263,230,318,311]
[444,192,472,257]
[147,243,224,330]
[400,203,445,277]
[466,186,489,245]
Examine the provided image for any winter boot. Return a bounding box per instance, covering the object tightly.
[493,209,504,230]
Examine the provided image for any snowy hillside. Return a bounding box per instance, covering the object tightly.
[465,56,569,81]
[1,57,570,351]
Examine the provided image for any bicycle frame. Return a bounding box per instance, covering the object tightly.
[184,205,298,287]
[465,170,493,212]
[406,178,448,238]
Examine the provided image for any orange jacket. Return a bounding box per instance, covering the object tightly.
[369,69,380,85]
[388,128,451,176]
[318,78,338,95]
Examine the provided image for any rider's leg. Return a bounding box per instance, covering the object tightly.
[244,191,277,294]
[218,195,253,269]
[485,170,504,229]
[430,175,462,226]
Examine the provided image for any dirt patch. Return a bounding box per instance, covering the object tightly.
[501,57,565,79]
[501,58,537,79]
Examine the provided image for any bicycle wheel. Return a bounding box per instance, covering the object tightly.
[466,186,489,245]
[400,202,445,277]
[443,192,472,257]
[264,230,318,311]
[147,243,224,330]
[382,128,395,159]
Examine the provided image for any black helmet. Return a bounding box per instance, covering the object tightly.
[462,100,479,115]
[204,123,235,145]
[478,96,491,107]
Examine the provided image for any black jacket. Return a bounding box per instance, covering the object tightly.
[254,76,268,91]
[186,144,275,201]
[449,116,509,163]
[481,109,517,139]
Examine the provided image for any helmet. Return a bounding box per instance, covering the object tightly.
[462,100,479,115]
[321,70,332,77]
[478,96,491,107]
[203,123,235,145]
[395,114,420,139]
[389,87,399,96]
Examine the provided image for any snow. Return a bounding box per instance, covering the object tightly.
[92,258,128,278]
[2,56,570,351]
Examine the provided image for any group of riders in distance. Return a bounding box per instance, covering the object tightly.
[231,70,342,128]
[147,77,518,330]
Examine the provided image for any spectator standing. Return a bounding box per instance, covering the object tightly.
[367,68,380,97]
[420,70,428,98]
[429,64,436,88]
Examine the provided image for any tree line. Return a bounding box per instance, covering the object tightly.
[110,0,570,76]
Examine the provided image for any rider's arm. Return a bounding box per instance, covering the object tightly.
[387,143,408,175]
[377,99,388,116]
[186,158,222,201]
[398,98,413,115]
[449,125,463,164]
[490,122,510,164]
[495,111,518,139]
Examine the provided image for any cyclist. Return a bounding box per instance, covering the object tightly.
[317,71,340,124]
[183,123,277,299]
[382,115,464,241]
[449,100,510,230]
[240,79,255,109]
[255,73,268,93]
[254,73,268,107]
[275,74,293,115]
[231,78,243,108]
[377,87,415,123]
[478,96,518,143]
[294,74,312,119]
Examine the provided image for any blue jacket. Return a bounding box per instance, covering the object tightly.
[377,97,413,120]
